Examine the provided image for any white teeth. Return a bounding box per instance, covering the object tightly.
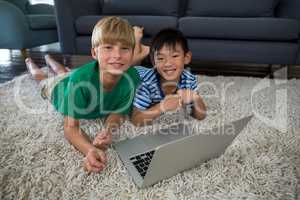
[164,69,176,74]
[111,63,123,68]
[165,70,174,75]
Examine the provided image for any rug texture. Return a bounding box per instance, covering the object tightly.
[0,72,299,200]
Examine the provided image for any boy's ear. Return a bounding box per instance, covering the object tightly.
[184,51,192,65]
[91,47,97,60]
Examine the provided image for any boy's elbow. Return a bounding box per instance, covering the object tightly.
[193,108,206,120]
[131,113,151,127]
[197,112,206,120]
[63,117,79,140]
[131,116,143,127]
[131,108,146,127]
[194,100,206,120]
[131,118,138,126]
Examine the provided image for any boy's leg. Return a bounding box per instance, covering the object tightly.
[45,54,70,75]
[132,26,150,66]
[25,58,47,82]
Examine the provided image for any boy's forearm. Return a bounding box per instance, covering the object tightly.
[64,126,95,156]
[104,114,125,134]
[192,97,206,120]
[132,104,163,126]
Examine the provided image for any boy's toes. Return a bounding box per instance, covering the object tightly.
[25,58,46,81]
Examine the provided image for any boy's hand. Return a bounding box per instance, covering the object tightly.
[177,89,198,104]
[161,94,182,112]
[84,148,107,173]
[93,130,112,150]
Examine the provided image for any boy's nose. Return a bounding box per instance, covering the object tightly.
[165,58,173,66]
[112,48,121,58]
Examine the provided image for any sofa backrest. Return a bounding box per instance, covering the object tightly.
[184,0,279,17]
[101,0,180,17]
[60,0,102,18]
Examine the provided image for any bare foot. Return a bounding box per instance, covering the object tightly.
[132,26,150,65]
[45,54,69,74]
[133,26,144,43]
[25,58,46,81]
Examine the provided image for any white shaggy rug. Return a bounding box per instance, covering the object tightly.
[0,71,299,200]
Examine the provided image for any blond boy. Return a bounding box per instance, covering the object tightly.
[26,17,142,173]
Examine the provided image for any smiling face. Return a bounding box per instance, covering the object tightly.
[154,44,191,82]
[90,17,135,77]
[91,42,133,76]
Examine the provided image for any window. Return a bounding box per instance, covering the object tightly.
[29,0,54,5]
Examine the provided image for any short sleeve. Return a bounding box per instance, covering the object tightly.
[133,83,152,110]
[191,75,198,90]
[57,80,88,119]
[181,71,198,91]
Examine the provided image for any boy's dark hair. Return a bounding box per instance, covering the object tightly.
[150,28,189,64]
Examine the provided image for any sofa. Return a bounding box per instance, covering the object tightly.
[0,0,58,52]
[54,0,300,65]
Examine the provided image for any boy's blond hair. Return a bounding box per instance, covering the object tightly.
[91,16,135,50]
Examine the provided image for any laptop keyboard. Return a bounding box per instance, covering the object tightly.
[130,150,155,178]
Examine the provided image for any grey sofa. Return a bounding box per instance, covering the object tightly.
[0,0,58,52]
[54,0,300,65]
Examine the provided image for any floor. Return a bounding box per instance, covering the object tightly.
[0,43,93,84]
[1,43,300,84]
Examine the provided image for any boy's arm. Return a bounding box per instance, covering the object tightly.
[92,113,125,149]
[131,95,182,126]
[64,116,107,173]
[105,113,125,133]
[131,104,164,126]
[177,89,206,120]
[191,95,206,120]
[64,116,93,155]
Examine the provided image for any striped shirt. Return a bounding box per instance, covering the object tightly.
[133,66,198,110]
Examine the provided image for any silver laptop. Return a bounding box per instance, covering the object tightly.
[113,115,252,188]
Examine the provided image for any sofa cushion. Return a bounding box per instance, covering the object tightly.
[75,15,177,37]
[27,15,57,30]
[102,0,179,16]
[185,0,279,17]
[179,17,299,41]
[188,39,298,64]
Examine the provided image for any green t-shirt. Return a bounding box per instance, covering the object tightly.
[51,61,140,119]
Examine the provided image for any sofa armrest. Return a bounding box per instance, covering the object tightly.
[0,0,30,49]
[276,0,300,64]
[27,4,55,15]
[296,38,300,64]
[276,0,300,24]
[54,0,102,54]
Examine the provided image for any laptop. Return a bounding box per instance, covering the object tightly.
[113,115,253,188]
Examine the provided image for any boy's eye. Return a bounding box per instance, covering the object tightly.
[121,47,130,51]
[173,54,179,58]
[102,45,113,50]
